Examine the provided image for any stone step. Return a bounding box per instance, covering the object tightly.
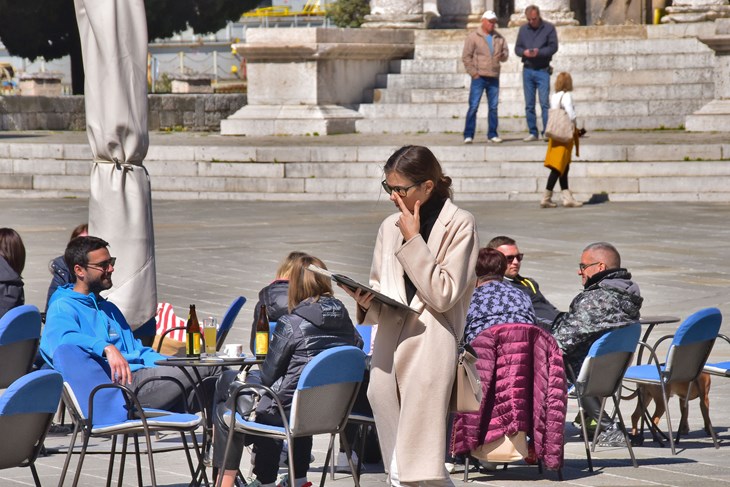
[2,137,729,201]
[353,114,688,132]
[357,101,706,125]
[376,64,712,90]
[369,81,713,105]
[413,37,709,60]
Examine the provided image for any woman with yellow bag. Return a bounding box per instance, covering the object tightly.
[541,72,582,208]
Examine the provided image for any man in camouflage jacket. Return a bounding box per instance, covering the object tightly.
[551,242,642,445]
[552,242,643,375]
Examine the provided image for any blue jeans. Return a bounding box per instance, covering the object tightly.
[523,68,551,137]
[464,76,500,139]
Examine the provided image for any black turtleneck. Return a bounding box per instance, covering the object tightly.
[404,196,447,303]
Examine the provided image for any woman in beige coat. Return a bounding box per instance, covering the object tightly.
[346,145,479,486]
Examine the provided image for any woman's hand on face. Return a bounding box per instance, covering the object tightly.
[339,284,375,311]
[394,193,420,240]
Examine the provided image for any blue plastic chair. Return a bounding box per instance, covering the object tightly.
[623,308,722,454]
[218,345,367,487]
[355,324,373,355]
[328,325,374,481]
[215,296,246,351]
[0,305,42,388]
[704,332,730,377]
[53,344,203,487]
[0,369,63,486]
[569,323,641,471]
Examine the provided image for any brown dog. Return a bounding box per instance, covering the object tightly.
[630,372,712,439]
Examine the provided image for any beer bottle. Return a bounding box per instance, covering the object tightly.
[255,304,269,360]
[186,304,201,358]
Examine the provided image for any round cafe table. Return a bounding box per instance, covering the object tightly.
[637,315,681,364]
[155,355,263,486]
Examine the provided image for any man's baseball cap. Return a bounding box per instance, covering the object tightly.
[482,10,498,21]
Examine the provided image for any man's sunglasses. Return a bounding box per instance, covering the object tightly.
[86,257,116,270]
[504,254,524,263]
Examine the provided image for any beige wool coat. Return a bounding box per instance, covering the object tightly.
[358,198,479,482]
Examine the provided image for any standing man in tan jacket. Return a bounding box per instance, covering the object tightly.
[462,10,509,144]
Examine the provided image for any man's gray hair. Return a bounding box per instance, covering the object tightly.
[525,4,541,16]
[583,242,621,268]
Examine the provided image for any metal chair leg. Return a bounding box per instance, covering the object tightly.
[577,397,593,472]
[30,463,42,487]
[72,434,91,487]
[659,381,676,454]
[341,434,360,487]
[58,424,80,487]
[320,434,335,487]
[326,434,336,481]
[613,396,638,468]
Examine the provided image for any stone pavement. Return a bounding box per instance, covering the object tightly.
[2,198,730,486]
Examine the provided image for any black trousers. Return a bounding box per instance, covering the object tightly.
[546,166,570,191]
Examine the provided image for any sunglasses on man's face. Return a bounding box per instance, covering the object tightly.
[86,257,116,271]
[504,253,524,263]
[579,262,601,272]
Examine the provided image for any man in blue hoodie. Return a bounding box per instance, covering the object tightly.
[40,236,217,413]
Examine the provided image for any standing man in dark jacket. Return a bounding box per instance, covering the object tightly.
[488,236,559,328]
[462,10,509,144]
[551,242,643,447]
[515,5,558,141]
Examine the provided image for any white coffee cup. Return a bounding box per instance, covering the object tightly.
[222,343,243,358]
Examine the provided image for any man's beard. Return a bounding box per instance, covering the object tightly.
[88,274,113,295]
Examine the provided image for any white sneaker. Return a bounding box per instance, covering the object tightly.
[463,137,473,144]
[523,134,538,142]
[488,137,502,143]
[445,462,456,474]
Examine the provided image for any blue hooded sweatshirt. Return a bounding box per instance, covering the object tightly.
[40,283,165,370]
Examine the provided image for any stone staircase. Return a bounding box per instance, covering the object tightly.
[1,132,729,202]
[356,24,717,135]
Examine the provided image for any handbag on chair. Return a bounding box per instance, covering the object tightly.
[450,344,482,413]
[544,93,574,143]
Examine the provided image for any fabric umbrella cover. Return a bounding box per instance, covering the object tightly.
[74,0,157,329]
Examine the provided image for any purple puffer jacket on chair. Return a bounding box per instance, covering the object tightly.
[451,323,567,470]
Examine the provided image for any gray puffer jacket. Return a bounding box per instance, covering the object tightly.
[551,268,643,375]
[257,295,362,416]
[0,257,24,320]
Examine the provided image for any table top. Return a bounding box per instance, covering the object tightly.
[155,355,263,367]
[639,315,681,326]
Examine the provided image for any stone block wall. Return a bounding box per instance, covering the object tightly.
[0,94,246,131]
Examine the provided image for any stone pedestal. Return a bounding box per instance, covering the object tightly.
[170,74,213,94]
[19,73,63,96]
[509,0,579,25]
[662,0,730,22]
[686,20,730,130]
[221,28,413,136]
[435,0,488,28]
[363,0,433,28]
